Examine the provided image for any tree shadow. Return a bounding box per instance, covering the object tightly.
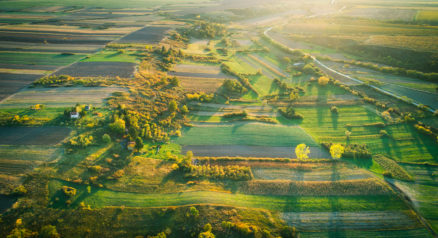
[331,113,339,130]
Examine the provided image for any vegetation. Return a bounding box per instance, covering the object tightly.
[374,155,413,181]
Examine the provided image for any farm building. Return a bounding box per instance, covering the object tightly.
[70,112,80,119]
[127,141,135,151]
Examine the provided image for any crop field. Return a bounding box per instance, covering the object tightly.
[54,61,136,78]
[117,26,170,44]
[0,127,71,145]
[170,63,233,92]
[0,86,127,108]
[0,73,44,100]
[416,10,438,24]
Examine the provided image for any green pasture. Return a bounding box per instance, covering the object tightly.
[0,107,65,125]
[49,179,408,212]
[0,52,86,66]
[174,122,317,147]
[82,50,139,63]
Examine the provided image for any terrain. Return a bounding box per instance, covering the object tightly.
[0,0,437,237]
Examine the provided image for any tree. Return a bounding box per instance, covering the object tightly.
[330,144,344,159]
[102,134,111,144]
[199,223,215,238]
[109,118,125,134]
[181,105,189,114]
[168,100,178,112]
[318,76,329,86]
[345,130,352,140]
[135,137,144,151]
[295,144,310,160]
[188,206,199,218]
[40,225,60,238]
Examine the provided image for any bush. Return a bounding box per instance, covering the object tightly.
[279,106,303,119]
[318,76,330,86]
[330,106,338,114]
[102,134,111,144]
[61,186,77,197]
[40,225,60,238]
[12,185,27,195]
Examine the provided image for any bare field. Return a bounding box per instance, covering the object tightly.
[0,127,71,145]
[179,76,225,93]
[0,86,127,108]
[55,62,136,78]
[0,73,44,101]
[117,26,170,44]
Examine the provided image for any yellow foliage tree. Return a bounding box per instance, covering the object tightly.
[318,76,330,86]
[295,143,310,160]
[330,144,345,159]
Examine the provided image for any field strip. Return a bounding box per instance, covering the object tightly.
[0,68,50,75]
[248,54,288,78]
[282,211,422,231]
[252,167,374,181]
[237,55,277,79]
[0,86,128,108]
[49,180,407,212]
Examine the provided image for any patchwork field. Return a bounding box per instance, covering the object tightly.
[0,86,127,108]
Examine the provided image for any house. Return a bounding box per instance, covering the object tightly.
[127,141,135,151]
[84,105,91,111]
[70,112,80,119]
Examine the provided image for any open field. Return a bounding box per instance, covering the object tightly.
[0,52,86,66]
[82,50,139,63]
[0,86,127,108]
[117,26,170,44]
[0,73,44,101]
[175,122,317,147]
[0,127,71,145]
[54,61,136,78]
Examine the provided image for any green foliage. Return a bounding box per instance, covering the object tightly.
[109,118,126,135]
[223,110,248,118]
[168,100,178,112]
[68,134,94,148]
[187,165,252,181]
[186,92,214,102]
[7,227,33,238]
[374,155,413,181]
[135,137,144,151]
[102,134,111,144]
[61,186,77,197]
[322,143,371,159]
[222,79,247,95]
[39,225,60,238]
[279,106,303,120]
[12,185,27,196]
[189,21,226,39]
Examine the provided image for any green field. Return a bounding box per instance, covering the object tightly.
[82,50,139,63]
[174,122,317,147]
[49,180,407,212]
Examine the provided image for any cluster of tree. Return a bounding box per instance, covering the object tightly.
[414,123,438,142]
[7,223,60,238]
[186,164,252,181]
[222,79,247,96]
[278,106,304,119]
[186,92,214,102]
[322,143,371,159]
[188,21,226,39]
[223,110,248,118]
[185,54,221,63]
[155,46,184,70]
[220,63,258,96]
[67,134,94,148]
[302,63,323,77]
[33,75,105,87]
[222,221,296,238]
[272,78,304,101]
[295,143,310,160]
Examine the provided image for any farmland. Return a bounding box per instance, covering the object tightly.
[0,0,437,237]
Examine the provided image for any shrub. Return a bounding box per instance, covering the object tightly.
[318,76,330,86]
[12,185,27,195]
[295,144,310,160]
[279,106,303,119]
[330,106,338,114]
[187,165,252,181]
[223,110,247,118]
[61,186,77,197]
[102,134,111,144]
[109,118,126,135]
[40,225,60,238]
[379,130,389,137]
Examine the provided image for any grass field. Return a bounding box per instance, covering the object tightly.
[82,50,139,63]
[49,179,408,212]
[174,122,317,147]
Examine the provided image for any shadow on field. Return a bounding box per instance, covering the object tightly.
[316,86,328,126]
[328,165,345,238]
